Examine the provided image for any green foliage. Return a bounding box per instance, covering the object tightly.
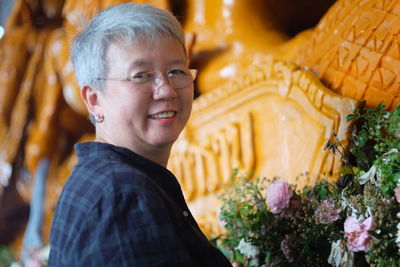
[218,171,349,266]
[218,173,284,266]
[0,246,15,267]
[347,104,400,195]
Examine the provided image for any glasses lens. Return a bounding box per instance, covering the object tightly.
[169,69,197,89]
[131,69,197,91]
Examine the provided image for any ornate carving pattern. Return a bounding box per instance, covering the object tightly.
[170,112,255,201]
[168,58,358,235]
[295,0,400,110]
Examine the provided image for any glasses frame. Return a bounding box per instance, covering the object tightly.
[97,69,198,90]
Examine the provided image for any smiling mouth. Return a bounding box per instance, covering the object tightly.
[149,111,176,119]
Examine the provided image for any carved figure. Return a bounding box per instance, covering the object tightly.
[0,0,39,132]
[183,0,336,94]
[183,0,287,93]
[0,0,65,254]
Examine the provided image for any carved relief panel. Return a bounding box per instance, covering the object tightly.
[169,58,358,235]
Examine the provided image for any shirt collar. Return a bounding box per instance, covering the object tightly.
[75,141,188,210]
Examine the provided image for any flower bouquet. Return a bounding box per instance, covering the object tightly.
[217,104,400,266]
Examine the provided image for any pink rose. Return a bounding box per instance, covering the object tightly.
[344,216,374,252]
[267,180,293,214]
[395,186,400,203]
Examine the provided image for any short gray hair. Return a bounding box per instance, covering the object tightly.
[71,3,185,91]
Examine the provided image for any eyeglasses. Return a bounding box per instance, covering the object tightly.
[97,68,198,91]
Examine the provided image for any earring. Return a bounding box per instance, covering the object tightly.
[94,114,104,123]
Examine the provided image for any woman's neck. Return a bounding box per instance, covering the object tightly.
[95,134,171,168]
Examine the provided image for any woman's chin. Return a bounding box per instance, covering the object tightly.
[149,135,179,148]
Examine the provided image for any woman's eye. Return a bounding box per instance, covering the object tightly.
[168,69,187,77]
[132,72,154,82]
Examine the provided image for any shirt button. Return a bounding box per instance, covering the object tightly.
[183,211,189,217]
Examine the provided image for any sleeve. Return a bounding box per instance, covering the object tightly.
[64,185,194,267]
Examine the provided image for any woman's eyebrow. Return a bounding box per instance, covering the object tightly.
[168,59,187,65]
[128,59,152,70]
[127,59,187,71]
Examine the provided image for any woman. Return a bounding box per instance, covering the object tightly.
[49,3,232,266]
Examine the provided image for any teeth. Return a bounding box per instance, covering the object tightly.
[150,111,175,119]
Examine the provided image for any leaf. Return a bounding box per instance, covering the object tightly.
[346,114,356,122]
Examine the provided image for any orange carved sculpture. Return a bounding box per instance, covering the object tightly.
[0,0,39,132]
[168,58,358,235]
[183,0,288,93]
[0,0,65,253]
[293,0,400,110]
[0,0,42,185]
[183,0,336,94]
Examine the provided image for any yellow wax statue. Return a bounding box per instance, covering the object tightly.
[21,0,98,200]
[0,0,65,205]
[0,0,40,183]
[0,0,65,254]
[183,0,288,93]
[293,0,400,110]
[0,0,38,131]
[182,0,336,94]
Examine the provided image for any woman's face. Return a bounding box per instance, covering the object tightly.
[97,37,193,157]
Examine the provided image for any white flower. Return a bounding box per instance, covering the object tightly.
[37,245,50,262]
[365,206,373,218]
[236,238,260,259]
[358,165,379,185]
[340,192,364,220]
[382,148,398,163]
[396,222,400,251]
[327,240,355,267]
[397,215,400,252]
[340,189,352,209]
[340,195,348,210]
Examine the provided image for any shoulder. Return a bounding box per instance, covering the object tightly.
[50,157,172,264]
[55,151,162,221]
[51,147,163,233]
[50,170,186,266]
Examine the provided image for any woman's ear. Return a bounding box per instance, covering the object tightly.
[81,85,101,115]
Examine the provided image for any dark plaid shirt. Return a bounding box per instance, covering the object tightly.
[49,142,231,267]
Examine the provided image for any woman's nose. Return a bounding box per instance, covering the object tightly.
[153,74,177,100]
[154,72,172,87]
